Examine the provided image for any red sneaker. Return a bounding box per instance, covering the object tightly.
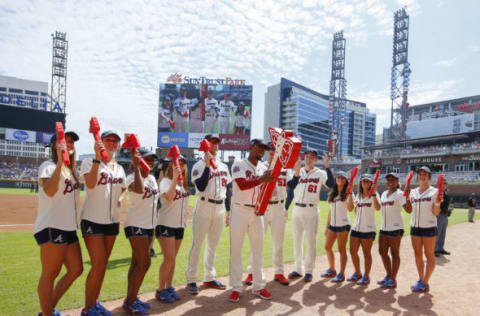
[229,291,240,303]
[274,274,290,285]
[253,288,272,300]
[244,273,253,286]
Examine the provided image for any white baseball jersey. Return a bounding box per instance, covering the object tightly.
[231,159,267,206]
[293,167,328,205]
[191,158,231,200]
[157,177,189,228]
[352,194,379,233]
[158,106,173,129]
[329,196,351,227]
[174,97,191,116]
[268,166,292,202]
[124,174,159,229]
[409,186,439,228]
[80,158,127,224]
[188,98,202,120]
[35,160,80,233]
[219,99,235,117]
[205,98,219,116]
[380,189,406,231]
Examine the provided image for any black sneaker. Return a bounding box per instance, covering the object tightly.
[187,282,198,295]
[288,271,303,280]
[304,273,313,282]
[440,250,451,255]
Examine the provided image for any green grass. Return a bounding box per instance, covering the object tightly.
[0,198,478,315]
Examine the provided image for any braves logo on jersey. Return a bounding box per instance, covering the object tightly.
[382,201,395,206]
[97,172,124,186]
[174,190,189,201]
[412,197,432,203]
[142,186,158,200]
[63,179,80,195]
[357,202,372,207]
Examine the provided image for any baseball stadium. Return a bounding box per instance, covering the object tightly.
[1,3,480,316]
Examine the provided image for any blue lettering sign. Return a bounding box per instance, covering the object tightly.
[52,102,63,112]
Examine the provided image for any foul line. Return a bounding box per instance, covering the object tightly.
[0,224,34,227]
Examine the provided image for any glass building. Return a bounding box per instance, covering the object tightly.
[264,78,376,158]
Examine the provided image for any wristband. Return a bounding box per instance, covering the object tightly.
[93,159,101,164]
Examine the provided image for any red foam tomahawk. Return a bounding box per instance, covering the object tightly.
[167,145,183,181]
[122,134,151,173]
[403,171,414,196]
[89,117,109,162]
[198,139,217,170]
[254,128,302,216]
[346,167,359,195]
[55,122,70,165]
[368,169,381,197]
[437,174,445,203]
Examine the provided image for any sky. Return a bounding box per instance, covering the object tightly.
[0,0,479,155]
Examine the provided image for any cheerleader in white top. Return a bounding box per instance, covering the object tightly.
[347,174,381,285]
[378,172,412,289]
[155,155,189,303]
[34,132,82,316]
[321,171,354,283]
[409,166,442,293]
[80,131,127,315]
[122,148,159,314]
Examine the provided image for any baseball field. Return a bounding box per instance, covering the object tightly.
[0,188,479,315]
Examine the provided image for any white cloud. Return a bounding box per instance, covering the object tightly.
[436,57,457,67]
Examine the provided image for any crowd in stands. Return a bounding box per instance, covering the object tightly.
[0,162,39,180]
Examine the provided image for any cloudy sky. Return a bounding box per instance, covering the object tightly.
[1,0,479,155]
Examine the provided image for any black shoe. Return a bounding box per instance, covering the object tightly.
[288,271,303,280]
[440,250,451,255]
[304,273,313,282]
[187,282,199,295]
[150,248,157,257]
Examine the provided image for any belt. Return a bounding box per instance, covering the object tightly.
[200,197,223,204]
[295,202,315,208]
[269,200,285,205]
[235,202,255,208]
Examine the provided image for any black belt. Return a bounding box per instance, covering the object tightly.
[235,203,255,208]
[269,200,285,205]
[200,197,223,204]
[295,202,315,208]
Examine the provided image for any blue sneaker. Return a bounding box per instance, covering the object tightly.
[357,275,370,285]
[187,282,199,295]
[53,309,67,316]
[382,277,397,289]
[123,300,149,315]
[321,268,337,278]
[331,272,345,283]
[377,276,389,285]
[167,287,181,300]
[155,289,174,303]
[347,272,362,282]
[303,273,313,282]
[135,297,150,309]
[95,301,112,316]
[411,280,429,293]
[81,306,100,316]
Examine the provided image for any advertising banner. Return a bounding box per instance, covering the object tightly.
[5,128,36,142]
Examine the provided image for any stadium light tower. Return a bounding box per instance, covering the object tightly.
[50,31,68,114]
[329,31,347,160]
[389,8,411,143]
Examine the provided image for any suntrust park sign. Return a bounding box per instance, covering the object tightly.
[166,73,246,86]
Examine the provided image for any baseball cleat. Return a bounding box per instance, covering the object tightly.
[347,272,362,282]
[303,273,313,282]
[274,274,290,285]
[288,271,303,280]
[253,289,272,300]
[187,283,199,295]
[244,273,253,286]
[229,291,240,303]
[203,280,227,290]
[320,268,337,278]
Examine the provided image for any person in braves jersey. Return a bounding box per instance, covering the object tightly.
[34,132,82,316]
[186,135,231,294]
[122,148,159,315]
[80,131,127,316]
[155,155,189,303]
[205,91,220,133]
[321,171,355,283]
[378,172,412,289]
[173,88,191,132]
[188,90,203,133]
[347,174,381,285]
[409,166,442,293]
[158,96,174,132]
[244,142,294,286]
[287,150,333,282]
[218,93,235,134]
[228,139,275,303]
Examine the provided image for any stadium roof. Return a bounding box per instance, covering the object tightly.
[361,130,480,150]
